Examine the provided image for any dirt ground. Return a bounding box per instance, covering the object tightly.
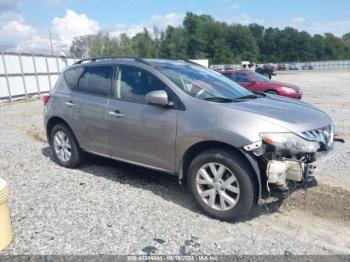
[0,69,349,255]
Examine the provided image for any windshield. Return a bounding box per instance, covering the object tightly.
[252,71,270,82]
[148,60,253,101]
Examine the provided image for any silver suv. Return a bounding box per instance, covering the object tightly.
[44,58,335,220]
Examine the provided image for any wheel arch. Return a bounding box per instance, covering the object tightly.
[177,140,263,204]
[46,117,76,146]
[264,89,279,94]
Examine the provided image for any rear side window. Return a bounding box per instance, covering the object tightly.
[77,66,112,97]
[63,67,84,89]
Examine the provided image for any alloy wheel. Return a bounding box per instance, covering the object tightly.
[53,131,72,162]
[196,162,240,211]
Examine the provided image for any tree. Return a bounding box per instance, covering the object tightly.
[342,33,350,59]
[132,28,157,57]
[159,26,186,59]
[69,12,350,63]
[101,34,113,56]
[324,33,345,60]
[183,12,208,58]
[70,36,89,58]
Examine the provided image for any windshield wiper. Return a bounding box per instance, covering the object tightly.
[203,97,237,103]
[235,94,260,100]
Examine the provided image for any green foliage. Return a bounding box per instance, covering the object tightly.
[70,12,350,63]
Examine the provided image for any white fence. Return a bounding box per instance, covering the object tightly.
[0,51,77,102]
[210,60,350,71]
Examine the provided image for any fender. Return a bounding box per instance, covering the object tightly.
[239,149,263,205]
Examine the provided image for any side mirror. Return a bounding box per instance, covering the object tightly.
[250,80,257,85]
[146,90,172,107]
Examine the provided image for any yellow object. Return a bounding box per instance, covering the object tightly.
[0,178,13,251]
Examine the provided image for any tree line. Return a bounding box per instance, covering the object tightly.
[70,12,350,64]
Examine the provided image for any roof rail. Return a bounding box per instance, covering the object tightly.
[73,56,151,65]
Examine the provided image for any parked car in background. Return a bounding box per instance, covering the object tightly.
[277,64,287,71]
[289,63,301,70]
[221,69,303,99]
[302,64,314,70]
[255,64,276,79]
[44,57,334,221]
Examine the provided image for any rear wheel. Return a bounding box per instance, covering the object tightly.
[50,123,84,168]
[187,149,256,221]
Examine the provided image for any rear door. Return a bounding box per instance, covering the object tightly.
[72,65,112,155]
[107,65,178,172]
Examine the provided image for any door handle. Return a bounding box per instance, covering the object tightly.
[108,110,124,118]
[65,101,75,107]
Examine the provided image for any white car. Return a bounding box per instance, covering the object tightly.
[289,63,301,70]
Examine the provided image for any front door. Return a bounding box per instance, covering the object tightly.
[107,65,178,172]
[234,71,257,91]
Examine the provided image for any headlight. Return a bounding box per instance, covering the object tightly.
[260,132,320,153]
[280,86,296,94]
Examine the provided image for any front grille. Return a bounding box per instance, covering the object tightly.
[301,125,334,150]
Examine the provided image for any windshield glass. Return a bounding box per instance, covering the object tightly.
[148,60,253,101]
[252,71,270,82]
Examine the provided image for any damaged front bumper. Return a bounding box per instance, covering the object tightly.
[244,137,336,200]
[266,159,318,199]
[265,146,335,199]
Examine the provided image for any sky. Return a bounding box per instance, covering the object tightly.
[1,0,350,54]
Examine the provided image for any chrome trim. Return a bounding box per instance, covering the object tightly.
[300,125,334,149]
[85,149,175,174]
[243,140,262,151]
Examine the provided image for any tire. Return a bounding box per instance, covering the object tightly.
[50,123,84,168]
[187,149,256,221]
[265,90,278,95]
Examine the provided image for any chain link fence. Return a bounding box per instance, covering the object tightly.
[0,51,77,102]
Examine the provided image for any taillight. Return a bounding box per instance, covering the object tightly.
[43,94,51,105]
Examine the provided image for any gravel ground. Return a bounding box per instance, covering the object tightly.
[0,69,349,255]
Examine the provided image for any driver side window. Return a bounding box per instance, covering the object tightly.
[114,66,167,103]
[234,72,251,83]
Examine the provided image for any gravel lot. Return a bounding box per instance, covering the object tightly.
[0,69,349,255]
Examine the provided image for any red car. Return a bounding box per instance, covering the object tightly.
[221,69,303,99]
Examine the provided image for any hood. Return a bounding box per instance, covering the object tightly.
[226,95,332,133]
[268,80,301,91]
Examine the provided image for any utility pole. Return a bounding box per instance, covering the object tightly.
[49,29,54,55]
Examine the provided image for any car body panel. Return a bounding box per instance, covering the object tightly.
[107,98,178,171]
[44,58,334,178]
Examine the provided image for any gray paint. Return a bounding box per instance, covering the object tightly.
[44,59,334,177]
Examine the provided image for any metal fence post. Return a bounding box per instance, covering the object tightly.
[32,53,40,97]
[1,50,12,102]
[18,52,28,98]
[45,55,52,90]
[55,56,60,74]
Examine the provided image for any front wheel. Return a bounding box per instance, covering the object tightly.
[187,149,256,221]
[265,90,278,95]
